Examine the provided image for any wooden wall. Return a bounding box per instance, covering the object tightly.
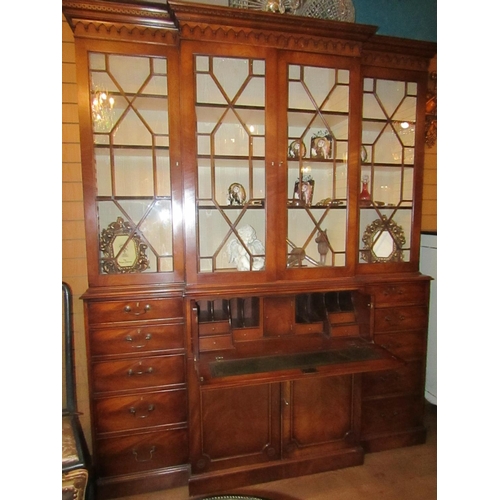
[61,13,437,448]
[62,14,91,447]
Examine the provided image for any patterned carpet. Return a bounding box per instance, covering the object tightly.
[202,496,269,500]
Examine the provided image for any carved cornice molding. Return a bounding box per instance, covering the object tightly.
[169,0,375,56]
[71,20,179,45]
[362,35,437,71]
[63,0,178,44]
[362,51,430,71]
[179,23,362,56]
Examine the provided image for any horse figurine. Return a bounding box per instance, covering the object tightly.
[315,229,330,265]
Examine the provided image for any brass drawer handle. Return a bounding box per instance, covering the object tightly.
[384,314,406,323]
[125,332,152,349]
[132,445,156,462]
[129,404,155,418]
[124,303,151,316]
[127,366,153,376]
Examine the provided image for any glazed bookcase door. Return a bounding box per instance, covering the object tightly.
[182,43,275,284]
[79,43,183,286]
[358,71,424,271]
[280,53,357,278]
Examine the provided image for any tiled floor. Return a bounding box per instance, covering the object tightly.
[117,402,437,500]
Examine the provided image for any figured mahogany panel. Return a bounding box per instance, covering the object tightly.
[283,375,354,457]
[361,360,424,398]
[92,354,185,393]
[263,296,294,336]
[94,388,187,434]
[96,427,188,477]
[361,394,424,436]
[368,281,428,307]
[373,305,428,333]
[90,323,184,357]
[197,384,280,470]
[374,331,426,361]
[87,298,183,325]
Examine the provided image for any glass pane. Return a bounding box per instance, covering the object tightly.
[195,55,266,273]
[90,52,173,275]
[286,63,349,269]
[359,77,418,264]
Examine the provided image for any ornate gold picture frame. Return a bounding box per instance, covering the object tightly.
[361,215,406,263]
[99,217,149,274]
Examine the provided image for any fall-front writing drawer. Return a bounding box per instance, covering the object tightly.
[375,331,426,361]
[361,394,424,436]
[369,282,428,307]
[362,361,424,398]
[96,428,189,477]
[87,298,183,325]
[94,388,187,434]
[374,306,428,333]
[92,354,185,393]
[90,323,184,357]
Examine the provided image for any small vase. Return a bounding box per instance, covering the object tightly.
[359,175,371,206]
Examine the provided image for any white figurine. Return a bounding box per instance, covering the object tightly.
[227,224,265,271]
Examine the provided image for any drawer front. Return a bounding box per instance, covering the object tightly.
[374,306,428,333]
[294,322,325,335]
[96,428,189,477]
[199,334,234,352]
[361,395,424,436]
[87,298,183,325]
[199,321,230,336]
[94,389,187,434]
[90,324,184,357]
[92,355,185,393]
[362,361,424,398]
[375,331,426,360]
[369,282,428,307]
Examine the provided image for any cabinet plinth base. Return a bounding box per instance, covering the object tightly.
[361,426,427,454]
[95,466,189,500]
[188,447,364,497]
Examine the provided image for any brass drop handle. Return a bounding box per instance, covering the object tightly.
[127,366,153,376]
[124,303,151,316]
[132,446,156,462]
[385,314,405,323]
[125,332,152,349]
[129,404,155,418]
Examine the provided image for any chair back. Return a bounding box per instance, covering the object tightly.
[63,282,77,415]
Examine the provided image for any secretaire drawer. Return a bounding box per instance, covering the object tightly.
[361,394,424,436]
[92,354,185,394]
[374,306,428,333]
[94,389,187,434]
[362,361,424,399]
[96,428,189,477]
[90,323,184,357]
[375,331,426,360]
[87,298,183,325]
[369,282,428,307]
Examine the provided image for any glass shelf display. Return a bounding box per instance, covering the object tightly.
[359,77,417,264]
[194,55,267,273]
[89,52,174,274]
[286,64,349,268]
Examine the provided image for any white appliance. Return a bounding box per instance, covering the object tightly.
[420,232,437,405]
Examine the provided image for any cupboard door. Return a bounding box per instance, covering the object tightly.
[77,43,184,286]
[182,42,273,283]
[192,384,281,474]
[282,375,359,458]
[358,71,426,270]
[283,55,354,275]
